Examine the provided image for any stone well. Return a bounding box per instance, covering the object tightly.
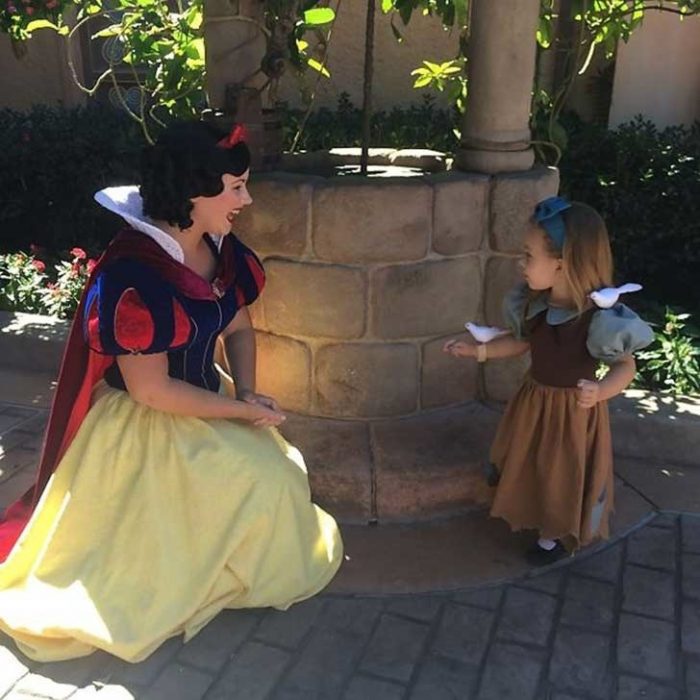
[233,153,559,523]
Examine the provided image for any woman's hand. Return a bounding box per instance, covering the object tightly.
[239,398,286,427]
[443,339,476,358]
[576,379,601,409]
[238,389,280,412]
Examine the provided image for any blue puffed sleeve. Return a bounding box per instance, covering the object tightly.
[231,236,266,307]
[502,282,530,340]
[82,259,192,355]
[586,304,654,363]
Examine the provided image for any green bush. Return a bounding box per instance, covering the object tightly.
[0,103,145,257]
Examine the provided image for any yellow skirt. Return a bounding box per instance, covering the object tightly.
[489,376,614,551]
[0,388,343,662]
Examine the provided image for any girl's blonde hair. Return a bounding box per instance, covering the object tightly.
[539,201,614,313]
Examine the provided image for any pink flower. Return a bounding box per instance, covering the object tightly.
[70,262,80,276]
[45,0,58,7]
[25,5,34,13]
[32,259,45,272]
[86,259,97,274]
[7,4,17,12]
[70,247,87,260]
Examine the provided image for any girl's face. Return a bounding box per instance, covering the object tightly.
[520,225,562,291]
[190,170,252,236]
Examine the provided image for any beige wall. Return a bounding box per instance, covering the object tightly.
[0,31,84,110]
[609,11,700,128]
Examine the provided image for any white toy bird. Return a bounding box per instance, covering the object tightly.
[589,283,643,309]
[465,322,510,344]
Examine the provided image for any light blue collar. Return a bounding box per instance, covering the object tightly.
[525,294,581,325]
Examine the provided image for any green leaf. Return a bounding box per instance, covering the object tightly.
[413,74,433,88]
[381,0,394,12]
[307,57,330,77]
[303,8,335,25]
[92,24,122,39]
[26,19,60,33]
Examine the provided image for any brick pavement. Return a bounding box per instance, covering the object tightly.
[1,401,700,699]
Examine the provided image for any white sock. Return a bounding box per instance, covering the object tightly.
[537,537,557,551]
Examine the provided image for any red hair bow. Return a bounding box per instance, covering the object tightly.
[217,123,248,149]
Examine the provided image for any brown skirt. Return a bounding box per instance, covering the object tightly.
[489,375,614,551]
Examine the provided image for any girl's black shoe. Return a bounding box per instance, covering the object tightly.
[483,461,500,487]
[525,541,568,567]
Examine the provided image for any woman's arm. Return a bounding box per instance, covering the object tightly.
[443,333,530,360]
[220,305,256,397]
[116,352,284,425]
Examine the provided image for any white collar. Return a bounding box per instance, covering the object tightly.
[94,185,224,263]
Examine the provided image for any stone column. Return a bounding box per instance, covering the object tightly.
[456,0,540,174]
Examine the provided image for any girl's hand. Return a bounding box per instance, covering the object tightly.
[443,339,476,358]
[239,399,286,427]
[576,379,600,409]
[238,389,281,412]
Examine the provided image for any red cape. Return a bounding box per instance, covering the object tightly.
[0,229,235,563]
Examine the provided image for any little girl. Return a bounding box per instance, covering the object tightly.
[444,196,654,565]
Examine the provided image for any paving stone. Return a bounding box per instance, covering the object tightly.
[650,513,679,530]
[626,526,677,571]
[0,644,30,696]
[618,614,676,681]
[11,671,79,700]
[274,627,365,699]
[386,596,443,623]
[571,544,623,583]
[359,614,430,682]
[430,603,493,665]
[682,553,700,600]
[682,600,700,655]
[177,609,261,672]
[255,599,324,650]
[409,654,478,699]
[144,663,213,700]
[70,684,138,699]
[343,675,406,700]
[682,515,700,553]
[204,642,290,700]
[105,638,182,687]
[616,675,679,699]
[517,570,563,595]
[560,577,616,631]
[686,660,700,698]
[549,628,612,698]
[476,643,546,700]
[316,598,383,639]
[622,565,676,620]
[452,587,504,611]
[496,588,556,647]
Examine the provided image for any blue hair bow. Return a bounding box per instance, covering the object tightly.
[534,196,571,250]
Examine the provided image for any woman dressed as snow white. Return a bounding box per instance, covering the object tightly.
[0,120,343,662]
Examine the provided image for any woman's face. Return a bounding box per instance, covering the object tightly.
[190,170,252,236]
[520,224,562,291]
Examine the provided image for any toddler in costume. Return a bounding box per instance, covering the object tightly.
[444,196,654,565]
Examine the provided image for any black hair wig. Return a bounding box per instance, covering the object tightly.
[140,120,251,230]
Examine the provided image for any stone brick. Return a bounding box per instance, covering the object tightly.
[261,259,367,339]
[483,354,531,402]
[106,638,182,687]
[345,675,405,700]
[432,173,489,255]
[549,628,612,698]
[682,514,700,553]
[146,663,213,700]
[431,603,493,665]
[255,332,311,414]
[496,588,556,647]
[490,166,560,253]
[314,342,418,417]
[477,643,546,700]
[483,255,522,327]
[560,577,615,631]
[683,553,700,600]
[274,627,365,699]
[421,335,479,409]
[517,570,563,595]
[370,257,481,339]
[279,414,372,521]
[317,598,383,639]
[359,614,430,682]
[571,544,623,583]
[452,587,504,610]
[616,676,679,700]
[626,525,677,571]
[409,654,479,699]
[234,174,314,257]
[682,600,700,654]
[176,609,260,672]
[312,181,431,263]
[622,565,675,621]
[617,614,675,681]
[204,642,290,700]
[650,512,678,529]
[371,403,499,519]
[387,596,443,623]
[254,598,323,650]
[686,660,700,698]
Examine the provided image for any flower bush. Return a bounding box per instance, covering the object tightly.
[0,246,94,319]
[0,0,70,42]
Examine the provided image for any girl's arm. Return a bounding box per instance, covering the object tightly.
[116,352,284,425]
[577,355,636,408]
[444,333,530,360]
